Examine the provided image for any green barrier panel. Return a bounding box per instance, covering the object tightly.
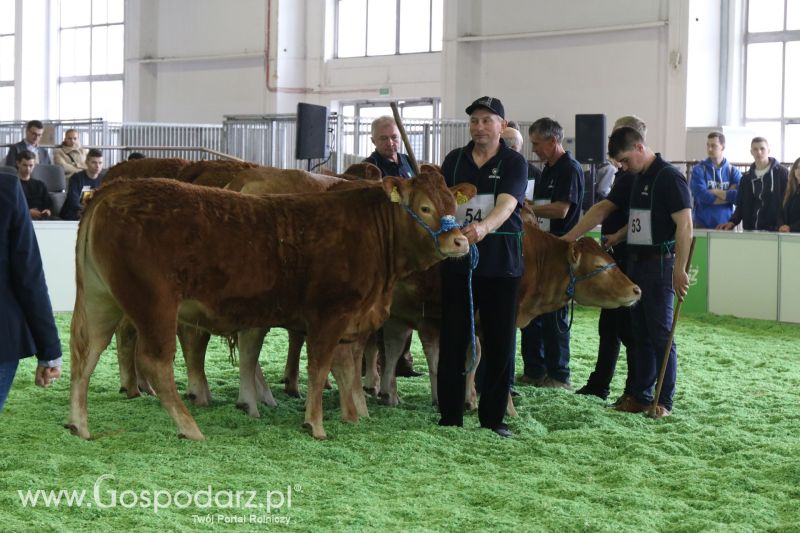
[681,233,708,314]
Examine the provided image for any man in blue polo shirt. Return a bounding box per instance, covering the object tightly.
[438,96,527,438]
[363,116,414,179]
[518,117,584,390]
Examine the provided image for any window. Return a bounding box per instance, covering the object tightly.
[744,0,800,160]
[335,0,443,58]
[0,0,14,120]
[58,0,124,121]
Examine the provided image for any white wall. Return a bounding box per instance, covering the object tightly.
[122,0,706,159]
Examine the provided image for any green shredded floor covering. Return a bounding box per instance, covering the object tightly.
[1,308,798,532]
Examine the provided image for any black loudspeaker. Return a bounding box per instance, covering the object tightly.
[295,103,329,160]
[575,114,606,164]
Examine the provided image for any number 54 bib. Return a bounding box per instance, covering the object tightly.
[455,194,495,225]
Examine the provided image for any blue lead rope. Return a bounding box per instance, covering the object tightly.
[557,261,618,334]
[400,203,480,374]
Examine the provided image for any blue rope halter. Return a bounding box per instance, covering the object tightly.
[557,261,618,334]
[400,202,480,374]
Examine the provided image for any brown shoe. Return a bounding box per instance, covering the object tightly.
[613,395,650,413]
[646,404,672,419]
[542,376,573,390]
[516,374,546,386]
[608,394,632,408]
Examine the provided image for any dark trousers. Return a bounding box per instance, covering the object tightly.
[520,306,571,383]
[438,273,520,429]
[583,306,636,397]
[627,256,677,409]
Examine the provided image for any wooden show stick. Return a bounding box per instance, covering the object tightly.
[389,101,420,175]
[648,236,697,418]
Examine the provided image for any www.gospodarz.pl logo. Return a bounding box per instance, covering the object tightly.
[17,474,298,516]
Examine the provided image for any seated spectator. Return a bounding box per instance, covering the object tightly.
[778,157,800,233]
[691,132,741,228]
[60,149,104,221]
[4,120,52,166]
[15,151,55,220]
[53,129,87,179]
[717,137,787,231]
[128,152,146,160]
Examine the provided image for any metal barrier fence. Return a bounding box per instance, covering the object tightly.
[2,117,791,175]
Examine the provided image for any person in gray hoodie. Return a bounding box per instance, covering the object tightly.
[690,132,741,228]
[717,137,787,231]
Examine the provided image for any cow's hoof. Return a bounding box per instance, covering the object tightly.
[378,393,399,407]
[177,430,205,441]
[118,387,127,394]
[64,423,90,440]
[138,383,156,396]
[284,388,301,399]
[363,386,378,397]
[464,401,477,411]
[302,422,327,440]
[235,402,261,418]
[187,392,211,407]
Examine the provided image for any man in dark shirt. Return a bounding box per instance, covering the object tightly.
[363,116,414,179]
[61,148,104,221]
[518,117,583,390]
[15,150,54,220]
[565,126,692,418]
[4,120,52,167]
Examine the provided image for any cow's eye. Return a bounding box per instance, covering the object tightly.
[420,205,432,214]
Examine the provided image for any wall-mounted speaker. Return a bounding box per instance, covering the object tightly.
[575,114,606,164]
[295,103,329,160]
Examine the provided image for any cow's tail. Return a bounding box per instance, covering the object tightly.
[69,207,94,368]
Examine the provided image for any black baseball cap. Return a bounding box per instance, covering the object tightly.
[465,96,505,119]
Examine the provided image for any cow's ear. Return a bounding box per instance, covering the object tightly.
[420,163,442,175]
[363,163,382,181]
[568,241,581,267]
[449,183,477,205]
[383,176,407,203]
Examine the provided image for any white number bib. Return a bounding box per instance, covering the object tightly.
[533,198,551,233]
[627,208,654,245]
[456,194,495,225]
[525,179,536,201]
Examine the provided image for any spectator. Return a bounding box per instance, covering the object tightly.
[572,115,645,401]
[717,137,788,231]
[565,126,692,418]
[4,120,52,167]
[128,152,146,160]
[690,132,742,229]
[53,129,87,179]
[15,151,55,220]
[363,116,414,178]
[518,117,584,390]
[438,96,527,438]
[0,172,62,411]
[362,116,420,377]
[778,157,800,233]
[60,148,104,221]
[501,126,541,188]
[594,159,617,201]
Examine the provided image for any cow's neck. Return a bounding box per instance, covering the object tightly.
[385,201,443,281]
[523,231,572,321]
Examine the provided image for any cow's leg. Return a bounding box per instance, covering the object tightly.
[282,330,304,398]
[351,339,370,417]
[67,294,124,440]
[236,328,270,417]
[330,343,359,423]
[506,392,518,417]
[178,324,212,406]
[304,322,347,440]
[464,338,482,411]
[362,332,380,397]
[254,362,277,407]
[418,322,440,406]
[132,304,204,441]
[379,320,410,406]
[115,318,143,397]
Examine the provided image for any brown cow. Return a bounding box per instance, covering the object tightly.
[177,159,260,187]
[368,227,642,407]
[67,171,474,440]
[103,157,191,184]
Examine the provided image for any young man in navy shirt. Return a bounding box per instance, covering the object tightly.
[438,96,528,437]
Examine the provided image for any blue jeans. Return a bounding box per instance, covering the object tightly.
[627,256,677,409]
[0,359,21,412]
[520,306,571,383]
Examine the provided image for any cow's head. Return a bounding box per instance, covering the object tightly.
[382,170,474,258]
[567,237,641,308]
[340,162,382,181]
